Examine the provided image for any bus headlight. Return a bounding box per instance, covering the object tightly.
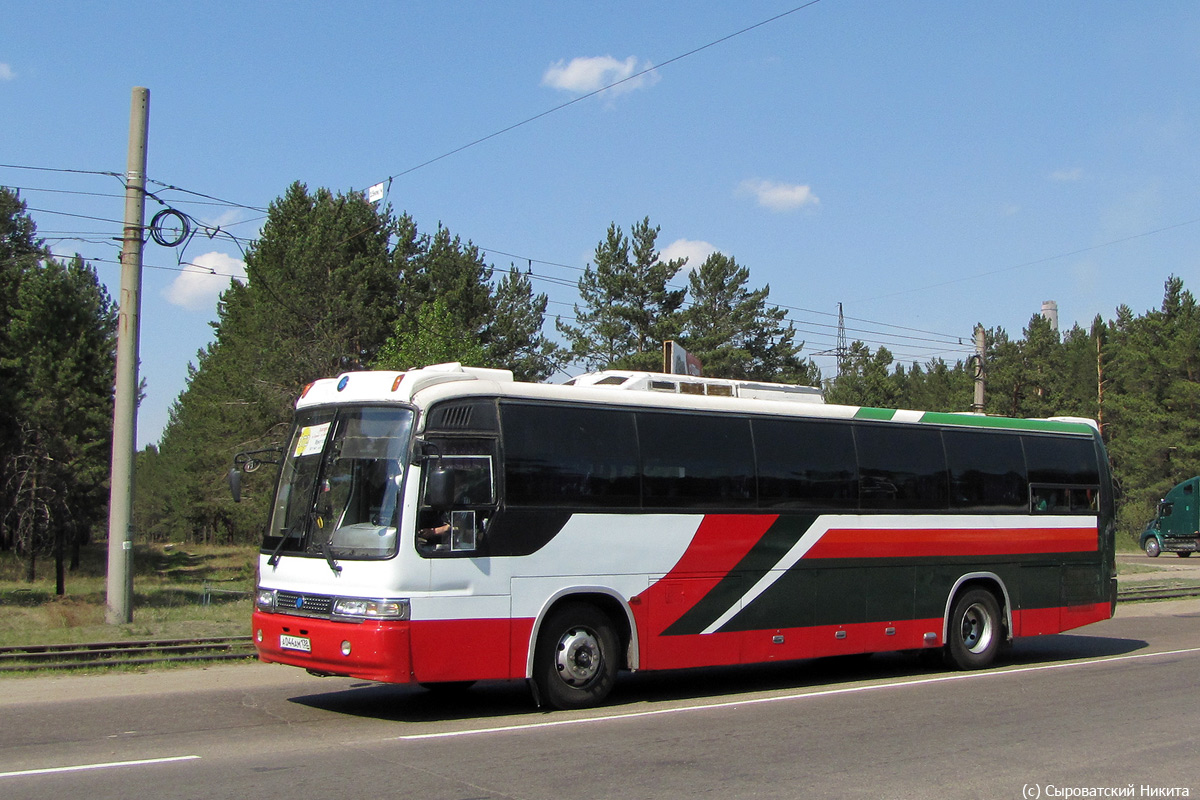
[332,598,410,620]
[256,588,277,612]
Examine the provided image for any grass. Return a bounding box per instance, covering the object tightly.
[0,542,256,648]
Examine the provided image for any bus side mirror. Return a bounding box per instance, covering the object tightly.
[228,469,242,503]
[426,466,455,509]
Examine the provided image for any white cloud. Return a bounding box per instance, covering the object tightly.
[1049,168,1083,182]
[162,251,246,310]
[541,55,660,97]
[737,179,819,212]
[0,63,15,81]
[660,238,718,271]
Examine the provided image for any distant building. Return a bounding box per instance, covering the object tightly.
[1041,300,1059,332]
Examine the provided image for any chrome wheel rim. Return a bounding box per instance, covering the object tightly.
[554,625,602,686]
[960,602,994,654]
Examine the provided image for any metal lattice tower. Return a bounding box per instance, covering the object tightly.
[836,302,848,376]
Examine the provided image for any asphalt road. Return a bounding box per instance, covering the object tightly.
[2,597,1198,800]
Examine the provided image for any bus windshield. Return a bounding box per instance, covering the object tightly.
[265,405,414,560]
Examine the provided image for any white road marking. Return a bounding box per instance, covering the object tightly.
[0,755,200,779]
[391,646,1200,741]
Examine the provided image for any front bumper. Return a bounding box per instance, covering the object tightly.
[252,609,413,683]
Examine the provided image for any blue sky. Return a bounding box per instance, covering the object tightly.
[3,1,1199,449]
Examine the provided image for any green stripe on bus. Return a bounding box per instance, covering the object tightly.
[852,407,1094,434]
[854,407,896,420]
[918,412,1094,434]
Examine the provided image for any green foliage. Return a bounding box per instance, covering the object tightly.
[145,184,565,545]
[488,267,566,381]
[383,229,564,380]
[373,297,487,369]
[146,183,404,545]
[0,188,116,589]
[558,218,686,371]
[1103,277,1200,538]
[681,252,819,384]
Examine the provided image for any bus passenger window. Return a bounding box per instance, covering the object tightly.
[1031,486,1068,513]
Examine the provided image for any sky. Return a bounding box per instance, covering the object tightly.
[3,1,1199,449]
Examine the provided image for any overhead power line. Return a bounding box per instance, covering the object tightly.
[374,1,823,186]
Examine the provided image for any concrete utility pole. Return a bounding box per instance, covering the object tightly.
[971,323,986,413]
[106,87,149,625]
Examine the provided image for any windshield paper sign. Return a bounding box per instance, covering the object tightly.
[292,422,331,458]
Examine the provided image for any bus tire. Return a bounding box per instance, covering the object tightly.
[533,602,618,710]
[945,588,1002,670]
[1177,551,1192,558]
[1144,538,1161,558]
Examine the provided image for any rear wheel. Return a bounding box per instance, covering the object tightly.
[1177,551,1192,558]
[945,588,1002,670]
[1144,537,1161,557]
[533,602,618,710]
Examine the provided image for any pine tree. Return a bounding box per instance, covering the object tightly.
[373,298,487,370]
[152,183,402,544]
[487,267,566,381]
[558,218,685,371]
[680,251,817,383]
[2,254,116,588]
[825,342,899,407]
[1104,277,1200,539]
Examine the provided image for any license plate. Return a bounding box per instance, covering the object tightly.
[279,634,311,653]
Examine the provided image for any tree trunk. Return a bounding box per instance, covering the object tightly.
[55,524,65,596]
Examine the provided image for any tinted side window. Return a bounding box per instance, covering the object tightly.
[639,412,755,508]
[501,404,639,508]
[754,418,858,509]
[855,424,948,510]
[943,428,1027,511]
[1023,435,1100,485]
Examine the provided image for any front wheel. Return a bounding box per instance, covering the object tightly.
[945,588,1003,670]
[1144,537,1161,558]
[533,602,619,710]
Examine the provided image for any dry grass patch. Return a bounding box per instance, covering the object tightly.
[0,542,256,648]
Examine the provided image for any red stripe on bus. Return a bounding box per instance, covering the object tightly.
[806,526,1098,559]
[635,514,777,632]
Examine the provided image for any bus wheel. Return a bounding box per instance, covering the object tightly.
[534,603,618,710]
[945,589,1002,670]
[1144,538,1161,558]
[1177,551,1192,558]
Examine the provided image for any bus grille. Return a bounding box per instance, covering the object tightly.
[275,591,334,618]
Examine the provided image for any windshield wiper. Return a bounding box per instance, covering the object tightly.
[267,520,304,567]
[319,540,343,575]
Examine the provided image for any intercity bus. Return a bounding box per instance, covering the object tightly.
[242,363,1117,709]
